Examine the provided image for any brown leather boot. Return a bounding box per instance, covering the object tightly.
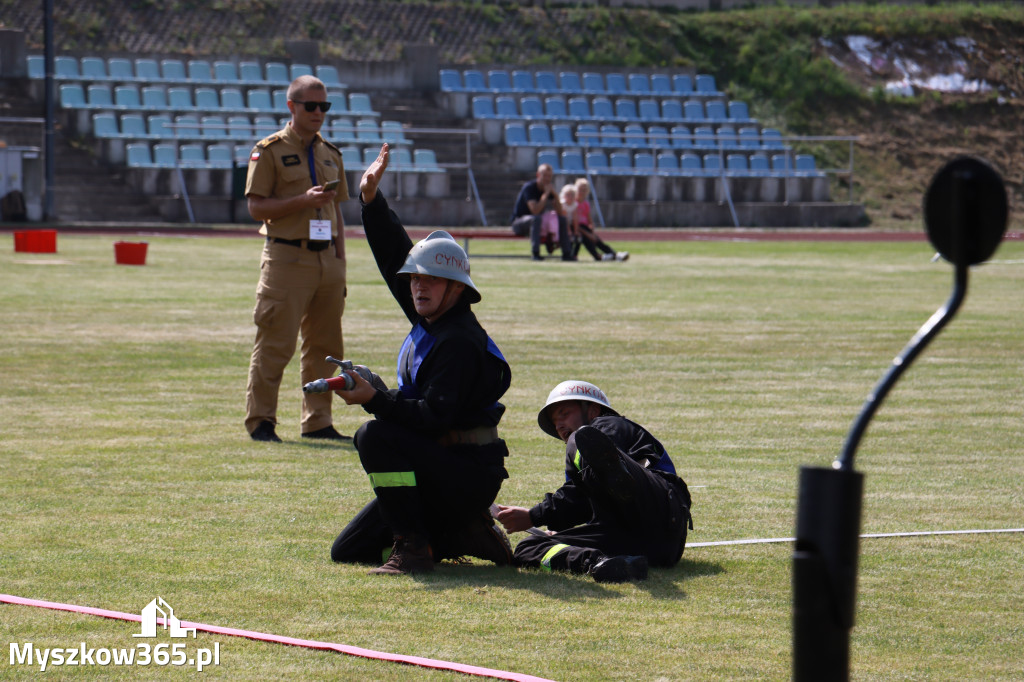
[433,511,513,565]
[369,536,434,575]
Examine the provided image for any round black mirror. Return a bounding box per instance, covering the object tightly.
[923,156,1007,267]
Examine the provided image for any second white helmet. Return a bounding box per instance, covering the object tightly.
[397,230,480,303]
[537,380,619,438]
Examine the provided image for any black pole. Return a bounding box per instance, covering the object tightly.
[43,0,55,221]
[791,157,1007,682]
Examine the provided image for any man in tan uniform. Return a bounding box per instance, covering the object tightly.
[244,74,350,442]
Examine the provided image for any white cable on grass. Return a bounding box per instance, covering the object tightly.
[688,527,1024,548]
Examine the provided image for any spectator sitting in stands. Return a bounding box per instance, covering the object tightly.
[572,178,628,262]
[510,163,575,262]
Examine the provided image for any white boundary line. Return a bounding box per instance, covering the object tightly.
[688,527,1024,548]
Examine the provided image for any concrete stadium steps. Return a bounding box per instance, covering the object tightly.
[55,145,163,222]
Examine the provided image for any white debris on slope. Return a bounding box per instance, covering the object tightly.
[824,35,993,97]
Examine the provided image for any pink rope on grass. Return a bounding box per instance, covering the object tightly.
[0,593,555,682]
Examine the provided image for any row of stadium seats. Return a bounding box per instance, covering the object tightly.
[91,112,410,145]
[442,69,722,98]
[535,148,821,177]
[472,94,751,124]
[59,83,378,116]
[505,121,786,151]
[125,141,442,173]
[29,55,345,89]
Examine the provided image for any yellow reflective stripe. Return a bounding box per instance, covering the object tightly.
[367,471,416,488]
[540,543,570,572]
[573,449,582,471]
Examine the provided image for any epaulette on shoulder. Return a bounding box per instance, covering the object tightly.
[320,137,342,155]
[256,133,282,149]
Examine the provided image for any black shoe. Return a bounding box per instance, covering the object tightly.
[434,511,513,565]
[589,555,649,583]
[573,425,633,500]
[301,425,351,441]
[250,420,281,442]
[531,252,544,261]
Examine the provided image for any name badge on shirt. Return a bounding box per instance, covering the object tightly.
[309,220,331,241]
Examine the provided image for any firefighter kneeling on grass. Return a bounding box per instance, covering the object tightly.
[330,143,513,575]
[497,381,693,583]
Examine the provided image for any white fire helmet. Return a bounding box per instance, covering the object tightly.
[537,380,619,439]
[397,230,480,303]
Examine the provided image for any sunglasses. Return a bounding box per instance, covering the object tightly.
[291,99,332,113]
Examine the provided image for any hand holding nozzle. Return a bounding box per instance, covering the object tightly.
[302,357,388,394]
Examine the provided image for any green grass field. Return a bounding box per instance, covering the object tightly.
[2,232,1021,681]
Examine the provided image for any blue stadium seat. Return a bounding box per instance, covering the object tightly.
[221,88,246,112]
[463,69,487,92]
[207,144,234,168]
[544,96,568,119]
[605,73,627,95]
[414,149,443,172]
[494,96,518,119]
[728,101,752,123]
[647,125,670,149]
[623,124,647,149]
[381,120,409,144]
[174,114,201,138]
[650,74,673,95]
[142,86,168,109]
[726,153,748,176]
[795,154,821,176]
[55,56,80,79]
[194,87,220,110]
[609,151,633,175]
[738,127,761,149]
[559,72,583,94]
[121,114,148,138]
[472,95,496,119]
[247,89,273,112]
[568,97,591,120]
[705,100,727,121]
[161,59,187,82]
[254,115,278,137]
[327,92,348,115]
[214,61,240,83]
[627,74,650,95]
[108,58,135,81]
[389,147,414,171]
[656,151,680,174]
[536,149,560,172]
[561,150,585,174]
[348,93,379,117]
[272,90,287,111]
[504,122,528,146]
[134,59,161,82]
[535,71,558,93]
[577,123,600,147]
[439,69,462,92]
[188,60,214,83]
[488,69,513,92]
[591,97,614,121]
[147,114,172,138]
[290,63,313,80]
[512,70,534,92]
[329,119,357,145]
[695,74,722,96]
[356,118,382,143]
[520,96,544,119]
[634,152,655,174]
[80,57,108,80]
[615,98,639,121]
[683,100,705,122]
[771,154,793,174]
[702,154,722,176]
[126,143,154,168]
[179,143,206,167]
[340,146,362,170]
[582,72,605,95]
[672,75,694,95]
[227,115,252,140]
[761,128,785,150]
[638,99,660,122]
[599,124,623,148]
[670,125,692,149]
[239,61,264,85]
[692,126,715,150]
[528,123,552,146]
[585,151,608,174]
[92,113,120,138]
[168,87,194,110]
[86,84,113,108]
[551,123,577,147]
[114,85,142,109]
[200,115,227,139]
[153,143,178,167]
[27,55,45,79]
[749,153,771,176]
[264,62,290,85]
[716,125,737,149]
[680,153,702,175]
[661,99,684,121]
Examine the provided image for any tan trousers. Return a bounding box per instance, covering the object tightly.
[245,240,346,434]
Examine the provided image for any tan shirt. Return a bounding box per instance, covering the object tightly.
[245,124,349,239]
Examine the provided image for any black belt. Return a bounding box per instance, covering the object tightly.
[267,237,334,252]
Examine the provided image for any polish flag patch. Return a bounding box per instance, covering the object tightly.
[250,150,261,162]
